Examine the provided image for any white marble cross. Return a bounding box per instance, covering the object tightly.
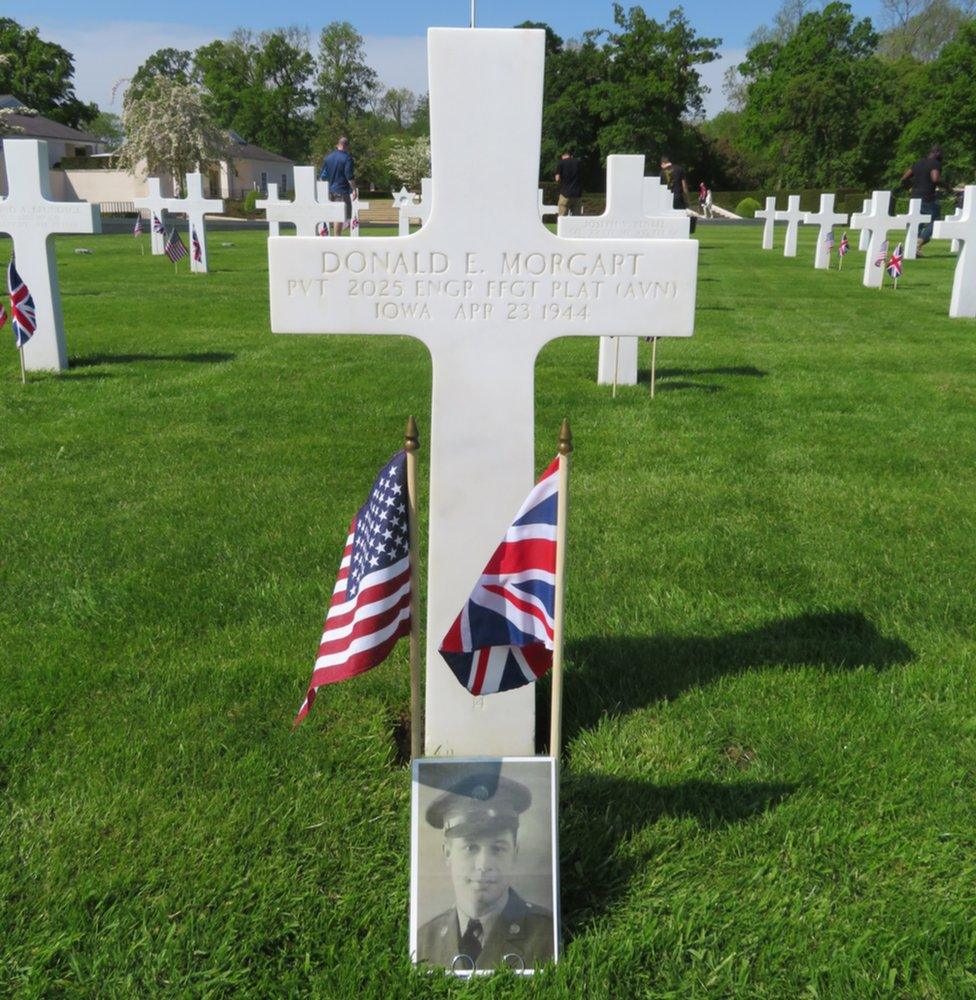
[0,139,100,371]
[804,194,848,269]
[558,155,692,386]
[774,196,804,257]
[857,198,871,251]
[755,196,777,250]
[850,191,895,288]
[133,177,179,255]
[259,182,283,237]
[941,204,963,253]
[933,185,976,317]
[409,177,433,226]
[393,186,415,236]
[538,189,558,219]
[350,194,371,238]
[896,198,931,260]
[260,166,344,237]
[169,172,224,273]
[269,28,698,757]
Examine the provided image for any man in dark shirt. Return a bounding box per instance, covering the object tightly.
[660,153,695,232]
[554,151,582,216]
[320,136,357,235]
[901,145,946,252]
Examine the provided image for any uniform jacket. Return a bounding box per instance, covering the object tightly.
[416,888,554,972]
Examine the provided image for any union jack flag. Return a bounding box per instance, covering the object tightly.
[164,229,188,262]
[839,233,850,256]
[316,222,330,237]
[152,214,165,235]
[439,458,559,696]
[191,226,202,263]
[874,239,889,267]
[8,261,36,348]
[294,451,413,724]
[0,301,7,331]
[351,213,359,230]
[825,230,835,253]
[133,214,143,236]
[887,243,903,279]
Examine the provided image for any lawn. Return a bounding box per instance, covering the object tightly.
[1,224,974,998]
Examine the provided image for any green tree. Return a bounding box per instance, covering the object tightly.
[895,19,976,182]
[85,110,123,146]
[379,87,417,129]
[738,3,903,187]
[878,0,971,60]
[0,18,95,127]
[314,21,378,138]
[127,48,196,101]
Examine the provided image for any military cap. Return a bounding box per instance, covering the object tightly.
[425,774,532,839]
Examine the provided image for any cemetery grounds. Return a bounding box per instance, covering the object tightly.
[0,224,974,998]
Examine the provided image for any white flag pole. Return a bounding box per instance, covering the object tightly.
[612,337,620,399]
[549,419,572,762]
[18,344,27,384]
[405,415,422,760]
[650,337,658,399]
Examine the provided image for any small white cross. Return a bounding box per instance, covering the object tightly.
[933,185,976,317]
[259,166,345,237]
[393,186,415,236]
[0,139,100,371]
[850,191,895,288]
[803,194,848,269]
[856,198,872,251]
[774,196,805,257]
[349,194,370,239]
[894,198,931,260]
[133,177,181,255]
[168,172,224,273]
[259,182,283,237]
[755,196,777,250]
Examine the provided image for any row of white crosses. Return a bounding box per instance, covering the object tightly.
[0,139,100,371]
[557,154,692,386]
[268,26,699,755]
[133,172,224,273]
[256,166,369,237]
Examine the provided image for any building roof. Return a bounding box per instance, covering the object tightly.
[225,131,293,164]
[0,96,101,145]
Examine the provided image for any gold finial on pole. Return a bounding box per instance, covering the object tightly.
[405,414,420,452]
[558,417,573,455]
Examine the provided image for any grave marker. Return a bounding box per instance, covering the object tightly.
[850,191,895,289]
[933,185,976,318]
[260,166,344,237]
[804,194,848,269]
[268,28,698,756]
[774,196,804,257]
[256,182,285,236]
[173,172,224,273]
[393,186,415,236]
[755,196,777,250]
[897,198,931,260]
[350,194,371,238]
[133,177,179,255]
[0,139,100,371]
[558,155,692,386]
[857,198,871,251]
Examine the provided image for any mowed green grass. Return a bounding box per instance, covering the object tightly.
[1,224,974,999]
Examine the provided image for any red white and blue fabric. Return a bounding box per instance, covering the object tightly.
[133,214,143,236]
[839,233,850,256]
[887,243,903,279]
[295,451,412,724]
[316,222,330,237]
[825,231,835,253]
[152,214,165,235]
[165,229,188,262]
[439,457,559,696]
[0,301,7,331]
[191,227,202,263]
[8,261,36,348]
[874,239,889,267]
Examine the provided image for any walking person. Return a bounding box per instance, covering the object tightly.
[554,150,583,216]
[320,136,357,235]
[901,145,948,254]
[661,153,695,233]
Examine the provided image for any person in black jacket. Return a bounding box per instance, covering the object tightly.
[901,145,948,253]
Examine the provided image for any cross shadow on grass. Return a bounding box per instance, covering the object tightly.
[71,352,236,367]
[559,774,795,936]
[657,365,766,379]
[539,611,914,750]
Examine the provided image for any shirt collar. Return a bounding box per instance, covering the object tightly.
[457,888,511,942]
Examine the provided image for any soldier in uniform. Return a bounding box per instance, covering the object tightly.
[416,772,555,972]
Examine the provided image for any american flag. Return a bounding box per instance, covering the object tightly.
[351,212,359,230]
[825,230,835,253]
[133,214,143,236]
[294,451,412,724]
[316,222,330,237]
[152,214,165,235]
[839,233,850,256]
[165,229,188,262]
[191,226,202,263]
[874,239,889,267]
[439,458,559,696]
[8,261,36,348]
[887,243,903,279]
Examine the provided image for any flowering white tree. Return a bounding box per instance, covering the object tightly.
[386,135,430,191]
[118,77,226,193]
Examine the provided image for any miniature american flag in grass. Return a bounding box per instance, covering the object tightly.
[439,458,559,696]
[825,230,835,253]
[839,233,850,256]
[165,229,188,262]
[152,214,165,235]
[133,214,143,236]
[295,451,412,724]
[874,239,889,267]
[8,261,36,347]
[191,227,202,263]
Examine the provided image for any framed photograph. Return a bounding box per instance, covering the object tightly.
[410,756,560,976]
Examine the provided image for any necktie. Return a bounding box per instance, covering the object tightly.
[459,918,483,961]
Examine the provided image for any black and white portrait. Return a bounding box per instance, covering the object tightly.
[410,757,559,975]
